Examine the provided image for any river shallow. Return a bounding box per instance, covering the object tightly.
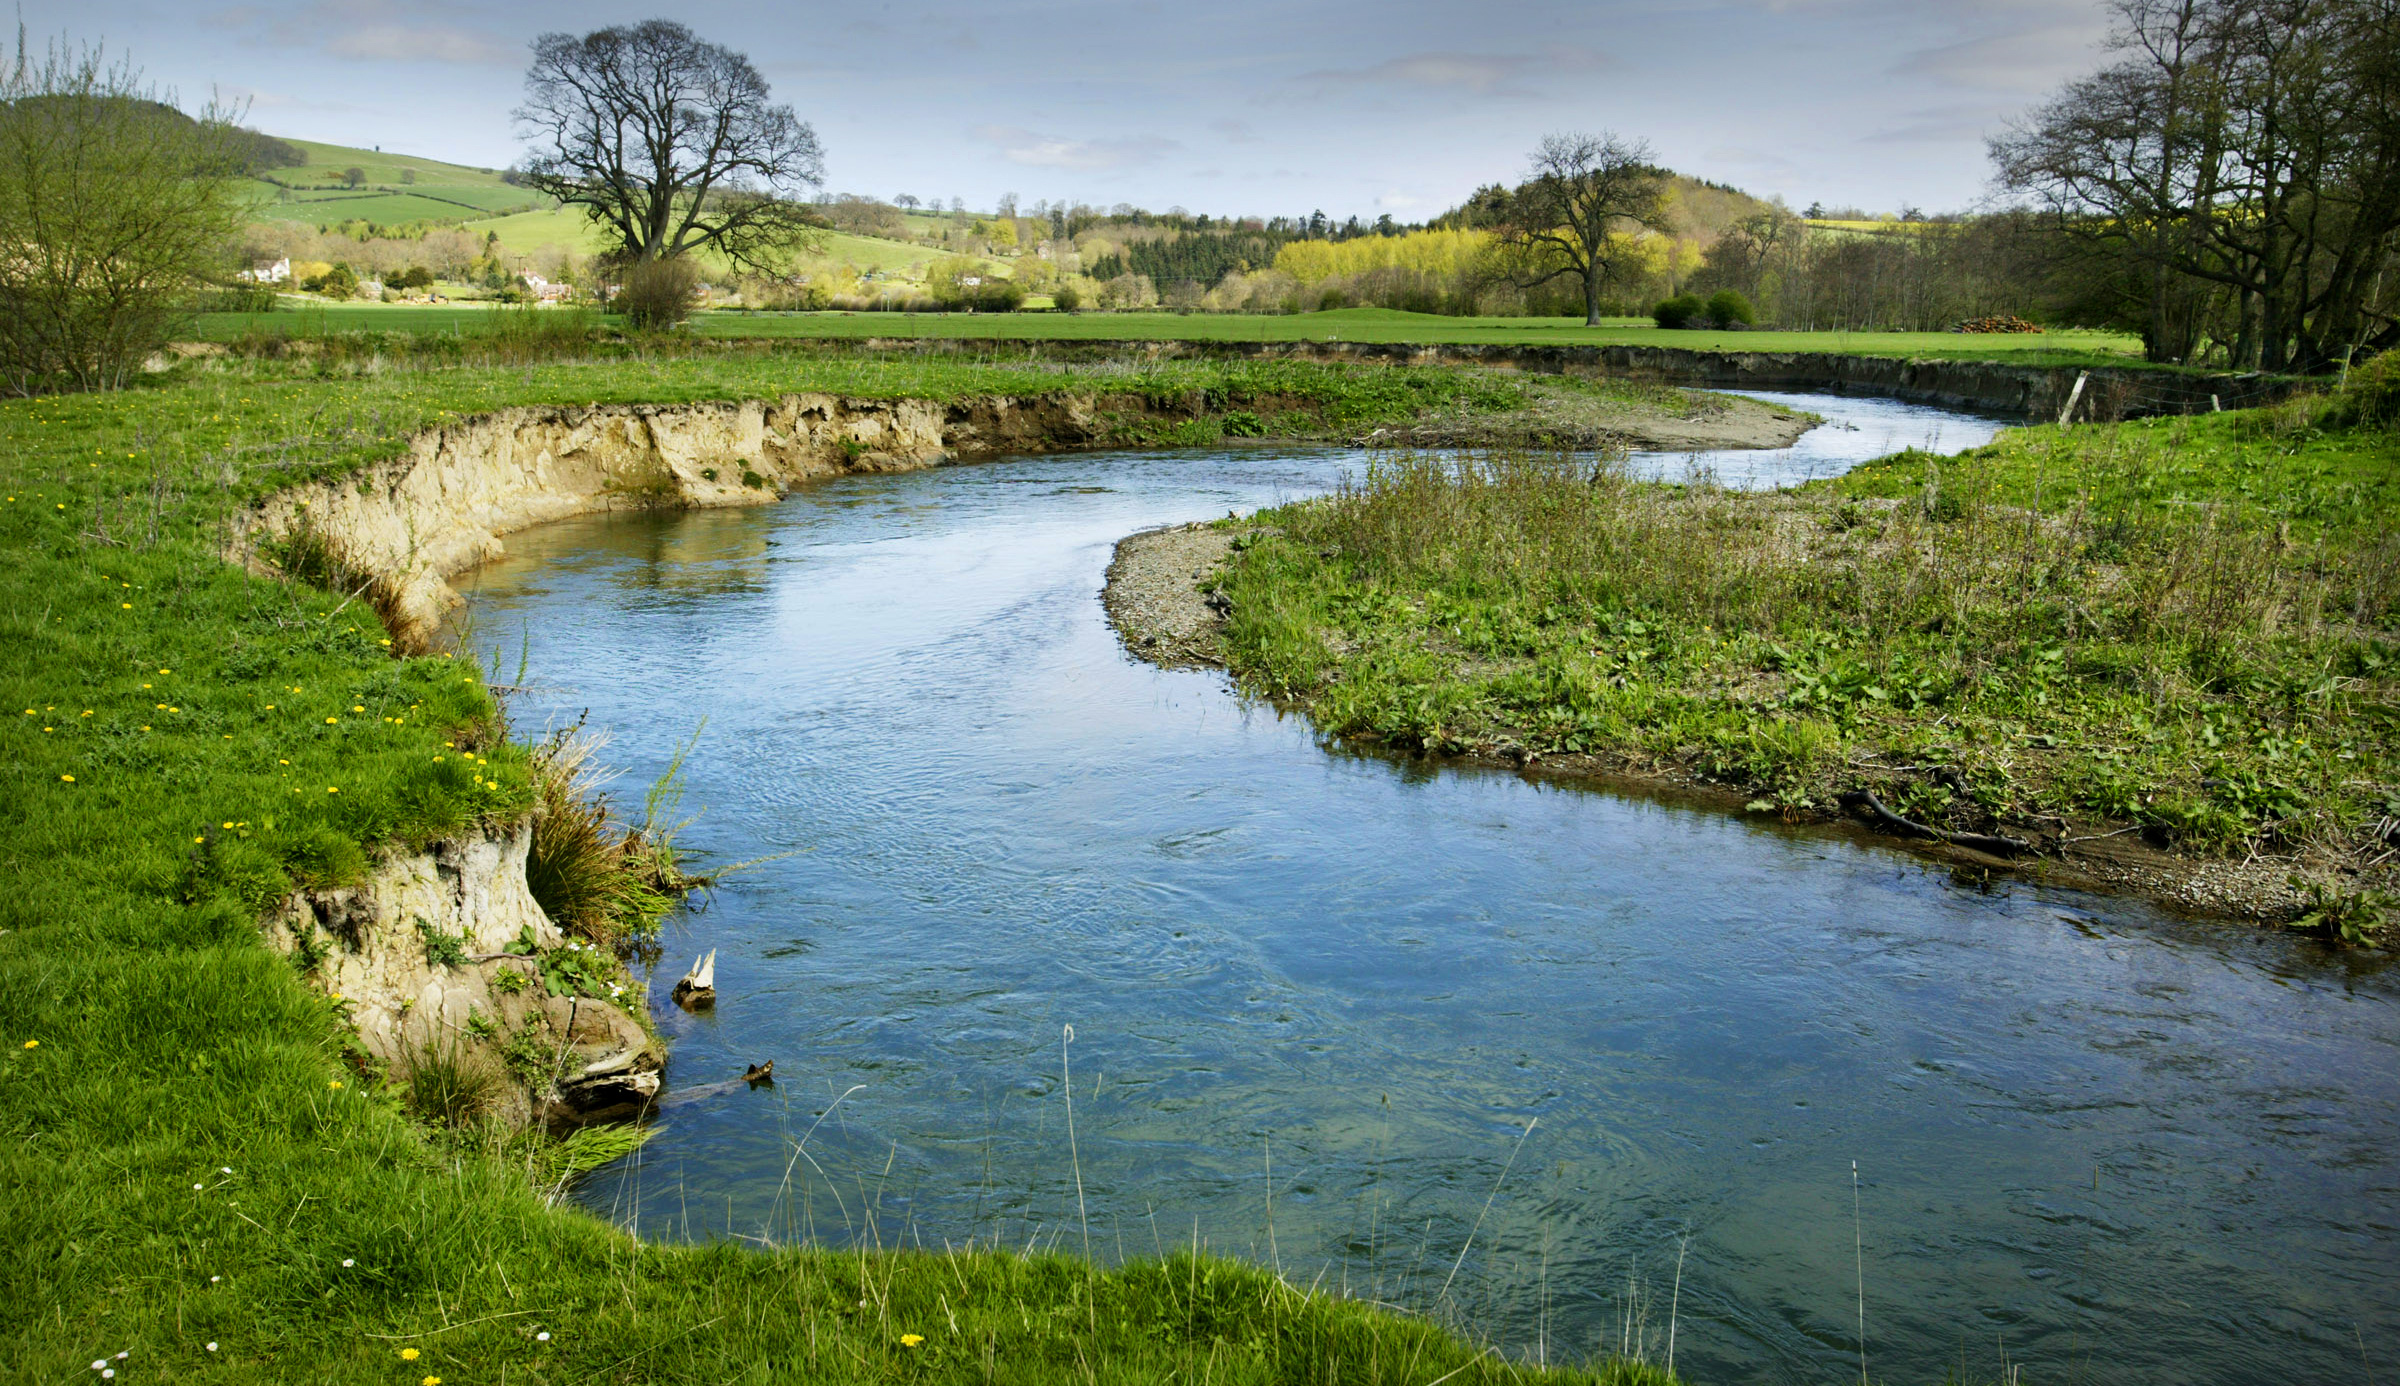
[457,394,2398,1385]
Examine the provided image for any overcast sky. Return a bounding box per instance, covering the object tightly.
[21,0,2117,219]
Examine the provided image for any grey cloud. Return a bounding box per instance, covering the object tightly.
[322,25,515,64]
[1299,46,1614,96]
[1861,102,2017,145]
[975,125,1180,171]
[1893,16,2107,91]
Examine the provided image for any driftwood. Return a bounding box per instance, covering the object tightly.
[671,949,716,1010]
[1838,789,2033,857]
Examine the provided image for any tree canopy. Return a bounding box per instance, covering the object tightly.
[514,19,824,271]
[1491,132,1670,325]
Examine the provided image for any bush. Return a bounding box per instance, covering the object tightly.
[1652,293,1704,329]
[967,278,1025,312]
[1705,289,1755,326]
[2335,349,2400,429]
[612,255,700,330]
[0,44,248,392]
[1052,281,1081,312]
[303,263,359,300]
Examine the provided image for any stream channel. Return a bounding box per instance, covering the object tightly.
[456,392,2398,1385]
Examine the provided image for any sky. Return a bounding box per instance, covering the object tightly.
[21,0,2120,220]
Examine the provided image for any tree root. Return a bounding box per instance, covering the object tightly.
[1838,788,2034,857]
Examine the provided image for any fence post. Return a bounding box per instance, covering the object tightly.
[2056,371,2089,427]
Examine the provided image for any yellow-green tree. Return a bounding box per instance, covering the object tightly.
[0,38,246,393]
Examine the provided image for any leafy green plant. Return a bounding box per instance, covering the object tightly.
[2292,881,2390,946]
[416,914,468,968]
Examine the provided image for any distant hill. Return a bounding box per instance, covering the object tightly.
[241,135,549,226]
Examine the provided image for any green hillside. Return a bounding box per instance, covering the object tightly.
[243,135,550,225]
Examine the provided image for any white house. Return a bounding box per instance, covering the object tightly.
[239,257,291,284]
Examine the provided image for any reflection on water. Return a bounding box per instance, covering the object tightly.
[458,397,2397,1386]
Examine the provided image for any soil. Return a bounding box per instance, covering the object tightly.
[1102,522,2367,932]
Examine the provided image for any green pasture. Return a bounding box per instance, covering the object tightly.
[686,307,2146,361]
[185,301,2150,365]
[240,136,548,226]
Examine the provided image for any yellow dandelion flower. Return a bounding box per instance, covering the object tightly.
[900,1333,924,1347]
[22,1040,35,1049]
[400,1348,419,1361]
[325,717,338,724]
[327,786,340,793]
[328,1079,344,1089]
[59,774,73,783]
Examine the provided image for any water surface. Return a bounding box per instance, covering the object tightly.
[459,395,2396,1385]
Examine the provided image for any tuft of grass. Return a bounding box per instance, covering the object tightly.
[524,725,683,951]
[401,1037,503,1128]
[1213,403,2397,894]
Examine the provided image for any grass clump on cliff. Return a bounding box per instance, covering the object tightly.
[0,357,1650,1381]
[1210,396,2397,924]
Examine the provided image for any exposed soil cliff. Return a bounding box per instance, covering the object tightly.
[264,819,662,1127]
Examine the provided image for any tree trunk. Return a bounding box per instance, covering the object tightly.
[1584,269,1602,326]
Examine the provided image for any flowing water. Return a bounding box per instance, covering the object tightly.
[457,394,2398,1385]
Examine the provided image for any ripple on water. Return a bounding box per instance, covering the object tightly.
[458,399,2400,1386]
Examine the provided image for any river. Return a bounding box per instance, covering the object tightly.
[456,393,2398,1385]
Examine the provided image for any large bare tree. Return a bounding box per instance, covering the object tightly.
[1494,132,1670,325]
[515,20,824,271]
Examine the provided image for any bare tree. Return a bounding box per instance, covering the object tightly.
[1993,0,2400,369]
[515,20,824,270]
[1494,132,1670,324]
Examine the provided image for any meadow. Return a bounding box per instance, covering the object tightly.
[0,345,1685,1383]
[187,302,2152,369]
[1208,385,2399,925]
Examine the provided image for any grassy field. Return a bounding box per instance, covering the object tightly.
[1209,391,2398,926]
[241,137,549,226]
[681,307,2147,360]
[0,349,1678,1382]
[185,301,2149,365]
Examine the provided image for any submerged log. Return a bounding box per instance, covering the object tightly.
[1838,789,2033,857]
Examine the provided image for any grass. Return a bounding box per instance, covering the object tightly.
[1209,396,2398,924]
[0,350,1673,1381]
[677,307,2150,363]
[239,137,547,226]
[183,303,2154,367]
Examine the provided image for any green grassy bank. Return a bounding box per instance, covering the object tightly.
[187,303,2151,368]
[0,354,1671,1382]
[1210,389,2399,929]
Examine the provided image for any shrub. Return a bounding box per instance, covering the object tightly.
[1705,289,1755,326]
[2334,348,2400,429]
[1052,281,1081,312]
[968,278,1025,312]
[611,255,700,330]
[303,263,358,300]
[1652,293,1704,329]
[0,44,248,393]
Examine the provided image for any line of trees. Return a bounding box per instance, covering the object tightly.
[1993,0,2400,368]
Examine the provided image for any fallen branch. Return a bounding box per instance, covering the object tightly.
[1838,789,2033,857]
